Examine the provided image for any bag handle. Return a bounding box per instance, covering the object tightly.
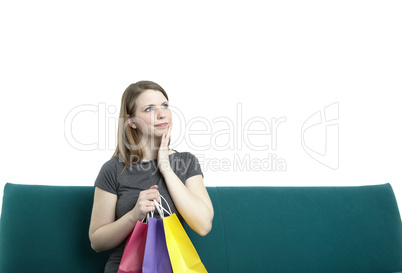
[142,193,172,222]
[142,211,152,224]
[153,193,172,218]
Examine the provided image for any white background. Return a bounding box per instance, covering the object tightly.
[1,1,401,210]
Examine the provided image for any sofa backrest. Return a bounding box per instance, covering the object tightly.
[192,184,402,273]
[0,183,109,273]
[1,183,402,273]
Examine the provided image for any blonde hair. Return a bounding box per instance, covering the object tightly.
[114,81,169,172]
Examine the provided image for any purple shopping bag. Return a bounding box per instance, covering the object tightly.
[142,217,172,273]
[117,221,148,273]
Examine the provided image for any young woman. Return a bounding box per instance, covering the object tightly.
[89,81,214,273]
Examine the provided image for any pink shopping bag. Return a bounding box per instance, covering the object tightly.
[117,221,148,273]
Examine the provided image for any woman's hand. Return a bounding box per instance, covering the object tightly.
[89,185,162,252]
[131,185,160,221]
[158,122,173,174]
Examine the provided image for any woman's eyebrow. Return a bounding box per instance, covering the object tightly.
[141,101,169,109]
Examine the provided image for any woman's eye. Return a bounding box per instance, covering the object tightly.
[145,104,168,112]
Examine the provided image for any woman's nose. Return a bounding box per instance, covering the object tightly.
[156,107,166,119]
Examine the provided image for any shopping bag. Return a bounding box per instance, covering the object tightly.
[142,217,172,273]
[117,220,148,273]
[142,195,173,273]
[163,213,208,273]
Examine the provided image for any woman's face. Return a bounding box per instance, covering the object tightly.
[130,89,171,140]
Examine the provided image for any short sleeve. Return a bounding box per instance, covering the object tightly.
[94,158,118,195]
[185,153,204,181]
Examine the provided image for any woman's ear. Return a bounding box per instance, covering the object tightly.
[127,115,137,129]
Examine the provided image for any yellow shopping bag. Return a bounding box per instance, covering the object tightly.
[163,213,208,273]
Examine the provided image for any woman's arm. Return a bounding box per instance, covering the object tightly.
[89,186,159,252]
[162,171,214,236]
[158,123,214,236]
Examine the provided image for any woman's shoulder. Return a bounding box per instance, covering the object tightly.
[171,150,202,169]
[171,150,203,179]
[94,156,123,192]
[98,156,124,172]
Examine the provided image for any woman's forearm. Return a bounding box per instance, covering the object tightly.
[90,210,138,252]
[162,170,213,236]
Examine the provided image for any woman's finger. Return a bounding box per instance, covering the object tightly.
[139,189,158,202]
[166,122,172,142]
[161,132,169,149]
[161,122,172,148]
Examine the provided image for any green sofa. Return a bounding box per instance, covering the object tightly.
[1,183,402,273]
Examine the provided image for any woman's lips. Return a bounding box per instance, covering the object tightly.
[155,122,169,128]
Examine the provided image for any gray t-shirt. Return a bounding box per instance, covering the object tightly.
[94,150,203,273]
